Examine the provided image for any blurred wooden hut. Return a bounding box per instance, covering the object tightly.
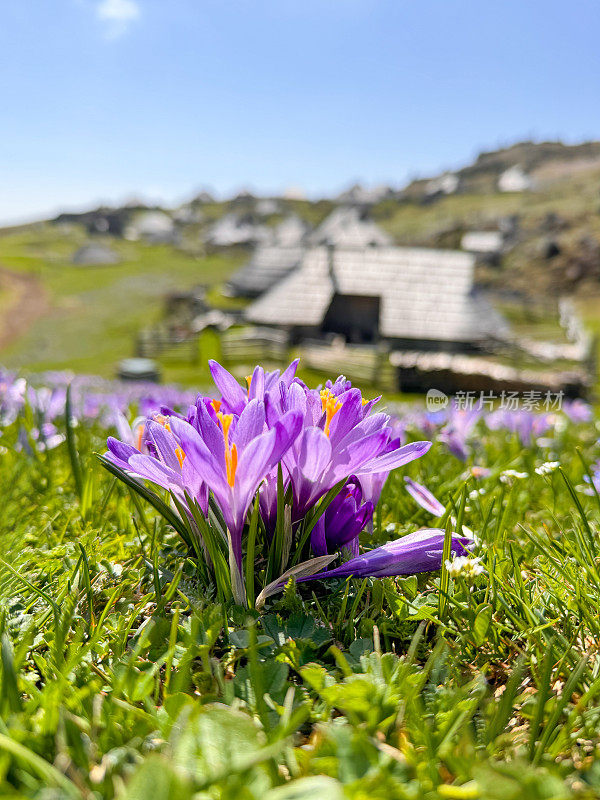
[246,245,506,350]
[245,245,532,392]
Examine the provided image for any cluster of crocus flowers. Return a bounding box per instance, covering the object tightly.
[103,360,471,606]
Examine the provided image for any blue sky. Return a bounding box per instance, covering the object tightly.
[1,0,599,223]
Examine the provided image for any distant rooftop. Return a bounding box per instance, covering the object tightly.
[227,245,304,298]
[206,213,272,247]
[309,207,392,248]
[334,183,395,205]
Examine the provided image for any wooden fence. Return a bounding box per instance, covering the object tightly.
[220,327,289,364]
[299,340,396,390]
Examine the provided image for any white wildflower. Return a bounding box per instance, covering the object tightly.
[500,470,529,484]
[535,461,560,476]
[445,555,485,580]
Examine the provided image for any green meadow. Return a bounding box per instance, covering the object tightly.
[3,399,600,797]
[0,225,243,383]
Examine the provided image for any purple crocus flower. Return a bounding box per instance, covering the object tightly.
[108,410,147,451]
[106,416,208,512]
[0,372,27,425]
[102,360,453,606]
[404,477,445,517]
[586,460,600,494]
[167,400,302,570]
[17,422,65,453]
[264,378,432,519]
[300,528,472,581]
[310,479,373,558]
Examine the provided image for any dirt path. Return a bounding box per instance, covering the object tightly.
[0,267,50,351]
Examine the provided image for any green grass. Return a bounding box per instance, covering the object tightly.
[3,400,600,796]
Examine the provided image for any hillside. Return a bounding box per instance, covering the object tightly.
[458,140,600,189]
[0,139,599,385]
[402,139,600,197]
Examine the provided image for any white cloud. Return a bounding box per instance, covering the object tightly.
[96,0,141,38]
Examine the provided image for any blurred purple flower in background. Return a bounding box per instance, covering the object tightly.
[438,402,482,461]
[563,398,593,424]
[486,409,551,446]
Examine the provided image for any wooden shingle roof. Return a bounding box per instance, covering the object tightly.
[227,246,304,298]
[246,246,508,344]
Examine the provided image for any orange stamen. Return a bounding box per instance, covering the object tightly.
[245,375,252,393]
[211,399,221,413]
[217,411,232,439]
[216,411,237,486]
[153,414,172,433]
[226,443,238,487]
[175,446,186,468]
[320,389,343,438]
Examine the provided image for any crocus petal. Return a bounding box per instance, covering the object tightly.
[327,389,363,445]
[113,411,135,444]
[310,517,328,557]
[181,458,209,514]
[194,401,226,463]
[233,398,266,449]
[328,430,389,483]
[285,381,309,418]
[404,477,445,516]
[107,436,139,466]
[235,428,278,503]
[271,410,303,463]
[128,453,182,490]
[359,440,432,474]
[169,416,224,489]
[263,368,281,391]
[295,428,332,482]
[146,420,182,472]
[208,359,247,413]
[279,358,300,388]
[301,529,472,581]
[326,500,374,551]
[248,366,265,402]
